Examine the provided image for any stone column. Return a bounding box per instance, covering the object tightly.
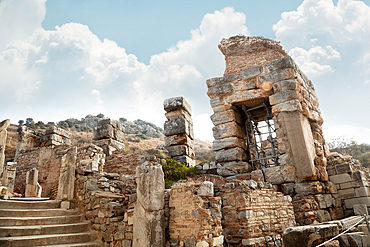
[57,147,77,200]
[0,119,10,175]
[163,97,195,167]
[1,162,16,193]
[14,126,29,162]
[133,159,165,247]
[93,118,126,156]
[25,168,40,197]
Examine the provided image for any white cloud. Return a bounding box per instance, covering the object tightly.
[0,2,248,141]
[289,45,340,76]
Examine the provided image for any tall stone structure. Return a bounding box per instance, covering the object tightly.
[207,35,327,183]
[25,168,42,197]
[93,118,125,156]
[14,125,42,161]
[163,97,195,167]
[57,147,77,200]
[133,158,165,247]
[0,119,10,175]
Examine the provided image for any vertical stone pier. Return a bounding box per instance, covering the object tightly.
[1,162,16,193]
[57,147,77,200]
[94,118,126,156]
[0,119,10,175]
[25,168,41,197]
[133,158,165,247]
[163,97,195,167]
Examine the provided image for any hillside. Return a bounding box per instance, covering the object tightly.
[4,123,214,163]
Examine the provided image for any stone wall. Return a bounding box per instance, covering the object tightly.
[104,148,168,186]
[14,145,68,195]
[207,35,327,183]
[93,118,126,156]
[168,181,224,247]
[75,170,135,247]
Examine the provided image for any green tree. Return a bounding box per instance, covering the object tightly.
[96,113,104,118]
[35,121,45,129]
[119,117,127,122]
[46,122,55,127]
[65,120,73,128]
[58,121,69,130]
[25,118,36,130]
[18,120,24,126]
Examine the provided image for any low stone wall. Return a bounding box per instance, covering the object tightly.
[168,181,223,247]
[75,170,136,247]
[104,148,168,186]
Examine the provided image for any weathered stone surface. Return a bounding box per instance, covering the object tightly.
[164,96,192,115]
[57,147,77,200]
[352,171,369,187]
[241,237,265,246]
[97,118,125,132]
[25,168,40,197]
[282,224,339,247]
[266,56,295,71]
[94,138,125,156]
[212,121,243,140]
[224,89,270,105]
[166,145,194,158]
[345,197,370,209]
[335,163,352,174]
[223,161,251,173]
[210,109,243,126]
[314,194,334,209]
[1,162,16,193]
[240,66,263,80]
[273,80,298,93]
[281,183,295,196]
[338,188,355,199]
[198,181,214,197]
[45,125,72,138]
[212,137,246,151]
[196,241,209,247]
[207,82,234,98]
[0,119,10,132]
[174,155,196,167]
[317,210,332,222]
[216,168,237,176]
[279,112,316,180]
[165,134,194,147]
[353,204,368,216]
[215,147,246,162]
[263,165,296,184]
[271,99,302,114]
[294,181,323,195]
[269,90,300,106]
[346,232,364,247]
[132,201,165,247]
[329,173,353,184]
[164,116,194,139]
[135,162,165,211]
[165,108,193,124]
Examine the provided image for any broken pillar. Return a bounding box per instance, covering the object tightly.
[133,158,165,247]
[25,168,41,197]
[0,119,10,175]
[42,126,72,146]
[163,97,195,167]
[1,162,16,193]
[57,147,77,200]
[206,35,327,182]
[93,118,125,156]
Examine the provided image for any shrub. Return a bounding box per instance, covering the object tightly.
[161,157,201,188]
[135,133,148,140]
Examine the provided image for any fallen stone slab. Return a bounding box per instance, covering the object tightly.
[282,224,339,247]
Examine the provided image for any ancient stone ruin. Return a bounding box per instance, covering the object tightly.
[1,36,370,247]
[94,118,126,156]
[164,97,195,167]
[0,119,10,175]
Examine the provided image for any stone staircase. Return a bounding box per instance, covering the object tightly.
[0,198,102,247]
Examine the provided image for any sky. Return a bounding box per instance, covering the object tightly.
[1,0,370,144]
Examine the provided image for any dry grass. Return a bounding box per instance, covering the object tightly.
[4,125,213,163]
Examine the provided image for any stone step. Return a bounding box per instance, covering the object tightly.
[0,199,61,209]
[0,231,96,247]
[0,214,85,226]
[0,208,79,217]
[0,222,90,237]
[46,241,103,247]
[8,197,49,202]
